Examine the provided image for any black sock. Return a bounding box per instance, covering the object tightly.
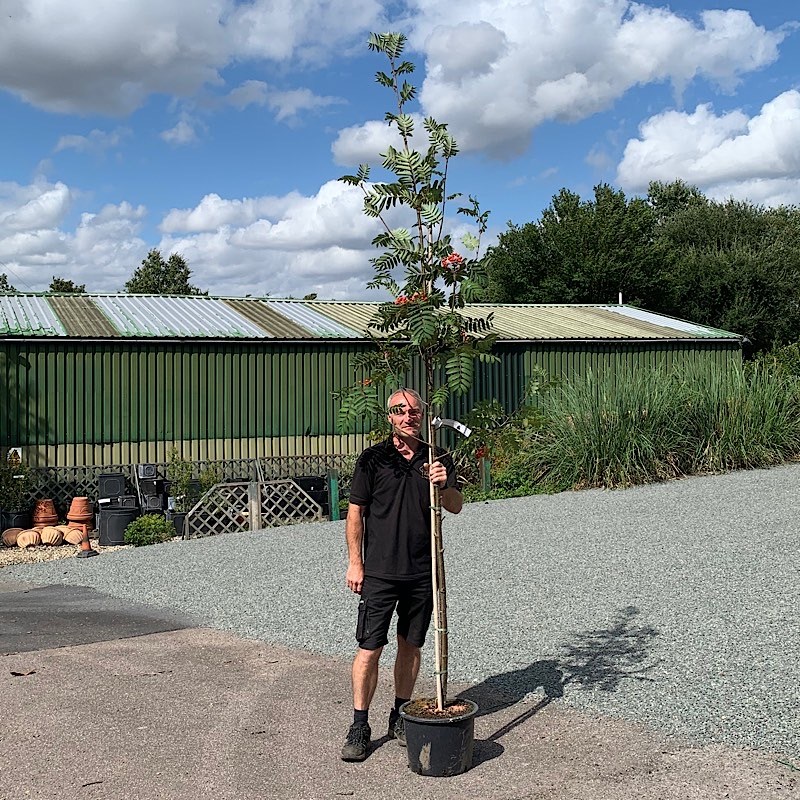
[394,696,410,712]
[353,708,369,726]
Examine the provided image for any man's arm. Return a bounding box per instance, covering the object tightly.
[428,460,463,514]
[345,502,366,594]
[440,485,463,515]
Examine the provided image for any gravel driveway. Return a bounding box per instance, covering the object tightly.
[5,464,799,759]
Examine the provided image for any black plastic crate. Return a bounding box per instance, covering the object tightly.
[98,494,139,510]
[98,473,126,499]
[139,478,166,496]
[143,494,167,511]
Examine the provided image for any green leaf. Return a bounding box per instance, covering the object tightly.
[430,385,450,410]
[461,232,479,252]
[396,114,415,137]
[399,81,417,104]
[421,203,443,226]
[445,351,474,395]
[368,33,406,59]
[407,304,438,346]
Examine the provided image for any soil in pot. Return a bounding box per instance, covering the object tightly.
[402,698,474,719]
[400,698,478,777]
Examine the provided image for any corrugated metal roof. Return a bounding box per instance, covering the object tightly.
[304,301,380,335]
[49,295,118,337]
[222,299,300,338]
[604,306,735,338]
[0,295,66,336]
[263,300,362,338]
[467,304,703,340]
[92,295,268,338]
[0,294,742,341]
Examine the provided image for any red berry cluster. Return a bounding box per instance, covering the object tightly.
[394,291,427,305]
[441,252,465,269]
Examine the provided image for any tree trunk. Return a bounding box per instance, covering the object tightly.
[427,373,448,710]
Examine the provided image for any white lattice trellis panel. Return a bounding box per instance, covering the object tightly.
[183,479,324,537]
[184,482,250,538]
[260,480,323,527]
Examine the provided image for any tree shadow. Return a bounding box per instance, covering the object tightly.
[458,605,661,744]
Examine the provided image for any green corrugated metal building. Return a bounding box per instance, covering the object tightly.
[0,294,744,467]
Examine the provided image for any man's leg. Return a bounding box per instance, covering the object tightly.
[394,635,421,699]
[389,579,432,745]
[342,646,383,762]
[342,578,395,762]
[353,646,383,711]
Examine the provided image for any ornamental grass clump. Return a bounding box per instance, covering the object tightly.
[681,362,800,473]
[536,366,687,490]
[528,361,800,491]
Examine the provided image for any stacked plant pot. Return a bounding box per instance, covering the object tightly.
[67,497,94,533]
[32,499,59,527]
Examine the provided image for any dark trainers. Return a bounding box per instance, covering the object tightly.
[341,722,371,761]
[388,709,406,747]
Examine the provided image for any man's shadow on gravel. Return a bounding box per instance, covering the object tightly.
[458,605,661,765]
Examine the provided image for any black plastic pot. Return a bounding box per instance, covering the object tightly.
[1,509,32,531]
[400,699,478,777]
[167,511,187,538]
[98,506,140,545]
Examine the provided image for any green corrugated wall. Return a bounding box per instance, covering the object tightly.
[0,338,741,466]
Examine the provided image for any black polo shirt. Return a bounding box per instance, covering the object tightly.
[349,437,457,580]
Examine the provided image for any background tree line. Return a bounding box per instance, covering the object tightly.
[0,249,205,298]
[486,180,800,352]
[4,179,799,352]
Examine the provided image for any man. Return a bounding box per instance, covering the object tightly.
[341,388,463,762]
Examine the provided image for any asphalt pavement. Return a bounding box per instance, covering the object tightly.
[1,578,796,800]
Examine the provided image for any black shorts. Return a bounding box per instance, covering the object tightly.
[356,576,433,651]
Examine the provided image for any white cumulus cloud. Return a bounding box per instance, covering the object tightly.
[617,90,800,205]
[393,0,786,158]
[157,180,384,297]
[332,115,430,166]
[0,179,148,290]
[0,176,490,298]
[0,0,382,115]
[225,80,343,123]
[54,127,131,154]
[0,180,72,232]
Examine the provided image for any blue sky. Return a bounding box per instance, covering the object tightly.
[1,0,798,300]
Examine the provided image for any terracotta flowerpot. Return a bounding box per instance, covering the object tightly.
[2,527,22,547]
[63,527,86,546]
[17,529,41,548]
[67,497,94,531]
[33,499,59,527]
[40,526,64,546]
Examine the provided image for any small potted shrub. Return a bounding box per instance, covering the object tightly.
[124,513,175,547]
[166,448,193,536]
[0,451,33,531]
[166,449,220,536]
